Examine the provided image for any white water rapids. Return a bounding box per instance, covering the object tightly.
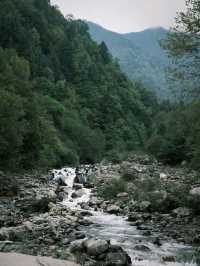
[52,167,197,266]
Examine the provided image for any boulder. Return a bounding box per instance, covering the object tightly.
[105,245,131,266]
[172,207,192,217]
[162,255,176,262]
[70,239,85,253]
[71,189,85,198]
[107,205,121,214]
[74,174,87,184]
[134,245,151,252]
[160,173,168,180]
[73,183,83,190]
[117,192,128,198]
[84,238,109,256]
[190,187,200,196]
[23,221,33,232]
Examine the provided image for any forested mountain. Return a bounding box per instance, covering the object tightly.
[0,0,157,171]
[88,22,171,98]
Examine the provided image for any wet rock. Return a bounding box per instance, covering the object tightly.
[84,183,95,189]
[74,174,87,185]
[153,237,162,246]
[73,183,83,190]
[20,196,56,213]
[71,189,85,198]
[162,255,176,262]
[137,224,151,231]
[127,215,137,222]
[72,232,86,240]
[84,238,109,256]
[142,230,151,236]
[134,245,151,252]
[107,205,121,214]
[193,234,200,244]
[70,239,85,253]
[79,210,93,217]
[105,245,131,266]
[57,192,67,201]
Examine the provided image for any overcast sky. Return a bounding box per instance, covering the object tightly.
[51,0,186,33]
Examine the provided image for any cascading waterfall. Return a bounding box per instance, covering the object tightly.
[51,166,92,209]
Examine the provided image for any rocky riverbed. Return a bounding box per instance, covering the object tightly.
[0,155,200,265]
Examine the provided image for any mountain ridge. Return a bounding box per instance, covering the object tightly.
[88,21,171,98]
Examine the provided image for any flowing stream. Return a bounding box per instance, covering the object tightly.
[52,167,196,266]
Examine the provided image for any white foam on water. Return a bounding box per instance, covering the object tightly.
[51,166,196,266]
[52,167,92,209]
[52,167,76,187]
[84,212,197,266]
[62,187,91,209]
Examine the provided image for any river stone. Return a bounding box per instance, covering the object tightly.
[84,238,109,256]
[190,187,200,196]
[139,201,151,211]
[134,245,151,252]
[172,207,192,217]
[23,221,33,232]
[107,205,121,214]
[105,248,132,266]
[0,226,26,241]
[162,255,176,262]
[71,189,85,198]
[160,173,168,180]
[117,192,128,198]
[73,183,83,190]
[70,239,85,253]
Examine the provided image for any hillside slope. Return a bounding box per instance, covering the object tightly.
[0,0,156,171]
[88,22,171,98]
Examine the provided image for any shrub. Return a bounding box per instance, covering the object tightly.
[0,173,19,197]
[98,178,126,200]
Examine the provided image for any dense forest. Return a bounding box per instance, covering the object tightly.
[0,0,200,172]
[0,0,157,171]
[147,0,200,169]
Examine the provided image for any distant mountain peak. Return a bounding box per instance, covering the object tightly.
[88,21,171,99]
[88,21,168,35]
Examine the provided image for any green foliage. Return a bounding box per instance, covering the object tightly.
[146,0,200,169]
[98,178,126,200]
[162,0,200,99]
[0,0,153,171]
[88,22,172,99]
[147,102,200,169]
[0,173,19,197]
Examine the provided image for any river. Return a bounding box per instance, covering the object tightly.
[52,167,197,266]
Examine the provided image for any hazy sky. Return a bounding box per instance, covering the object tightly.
[51,0,186,33]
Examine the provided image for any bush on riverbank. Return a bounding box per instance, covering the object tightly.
[0,172,19,197]
[96,166,200,215]
[98,178,126,200]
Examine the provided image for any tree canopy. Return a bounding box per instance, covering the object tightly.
[0,0,155,171]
